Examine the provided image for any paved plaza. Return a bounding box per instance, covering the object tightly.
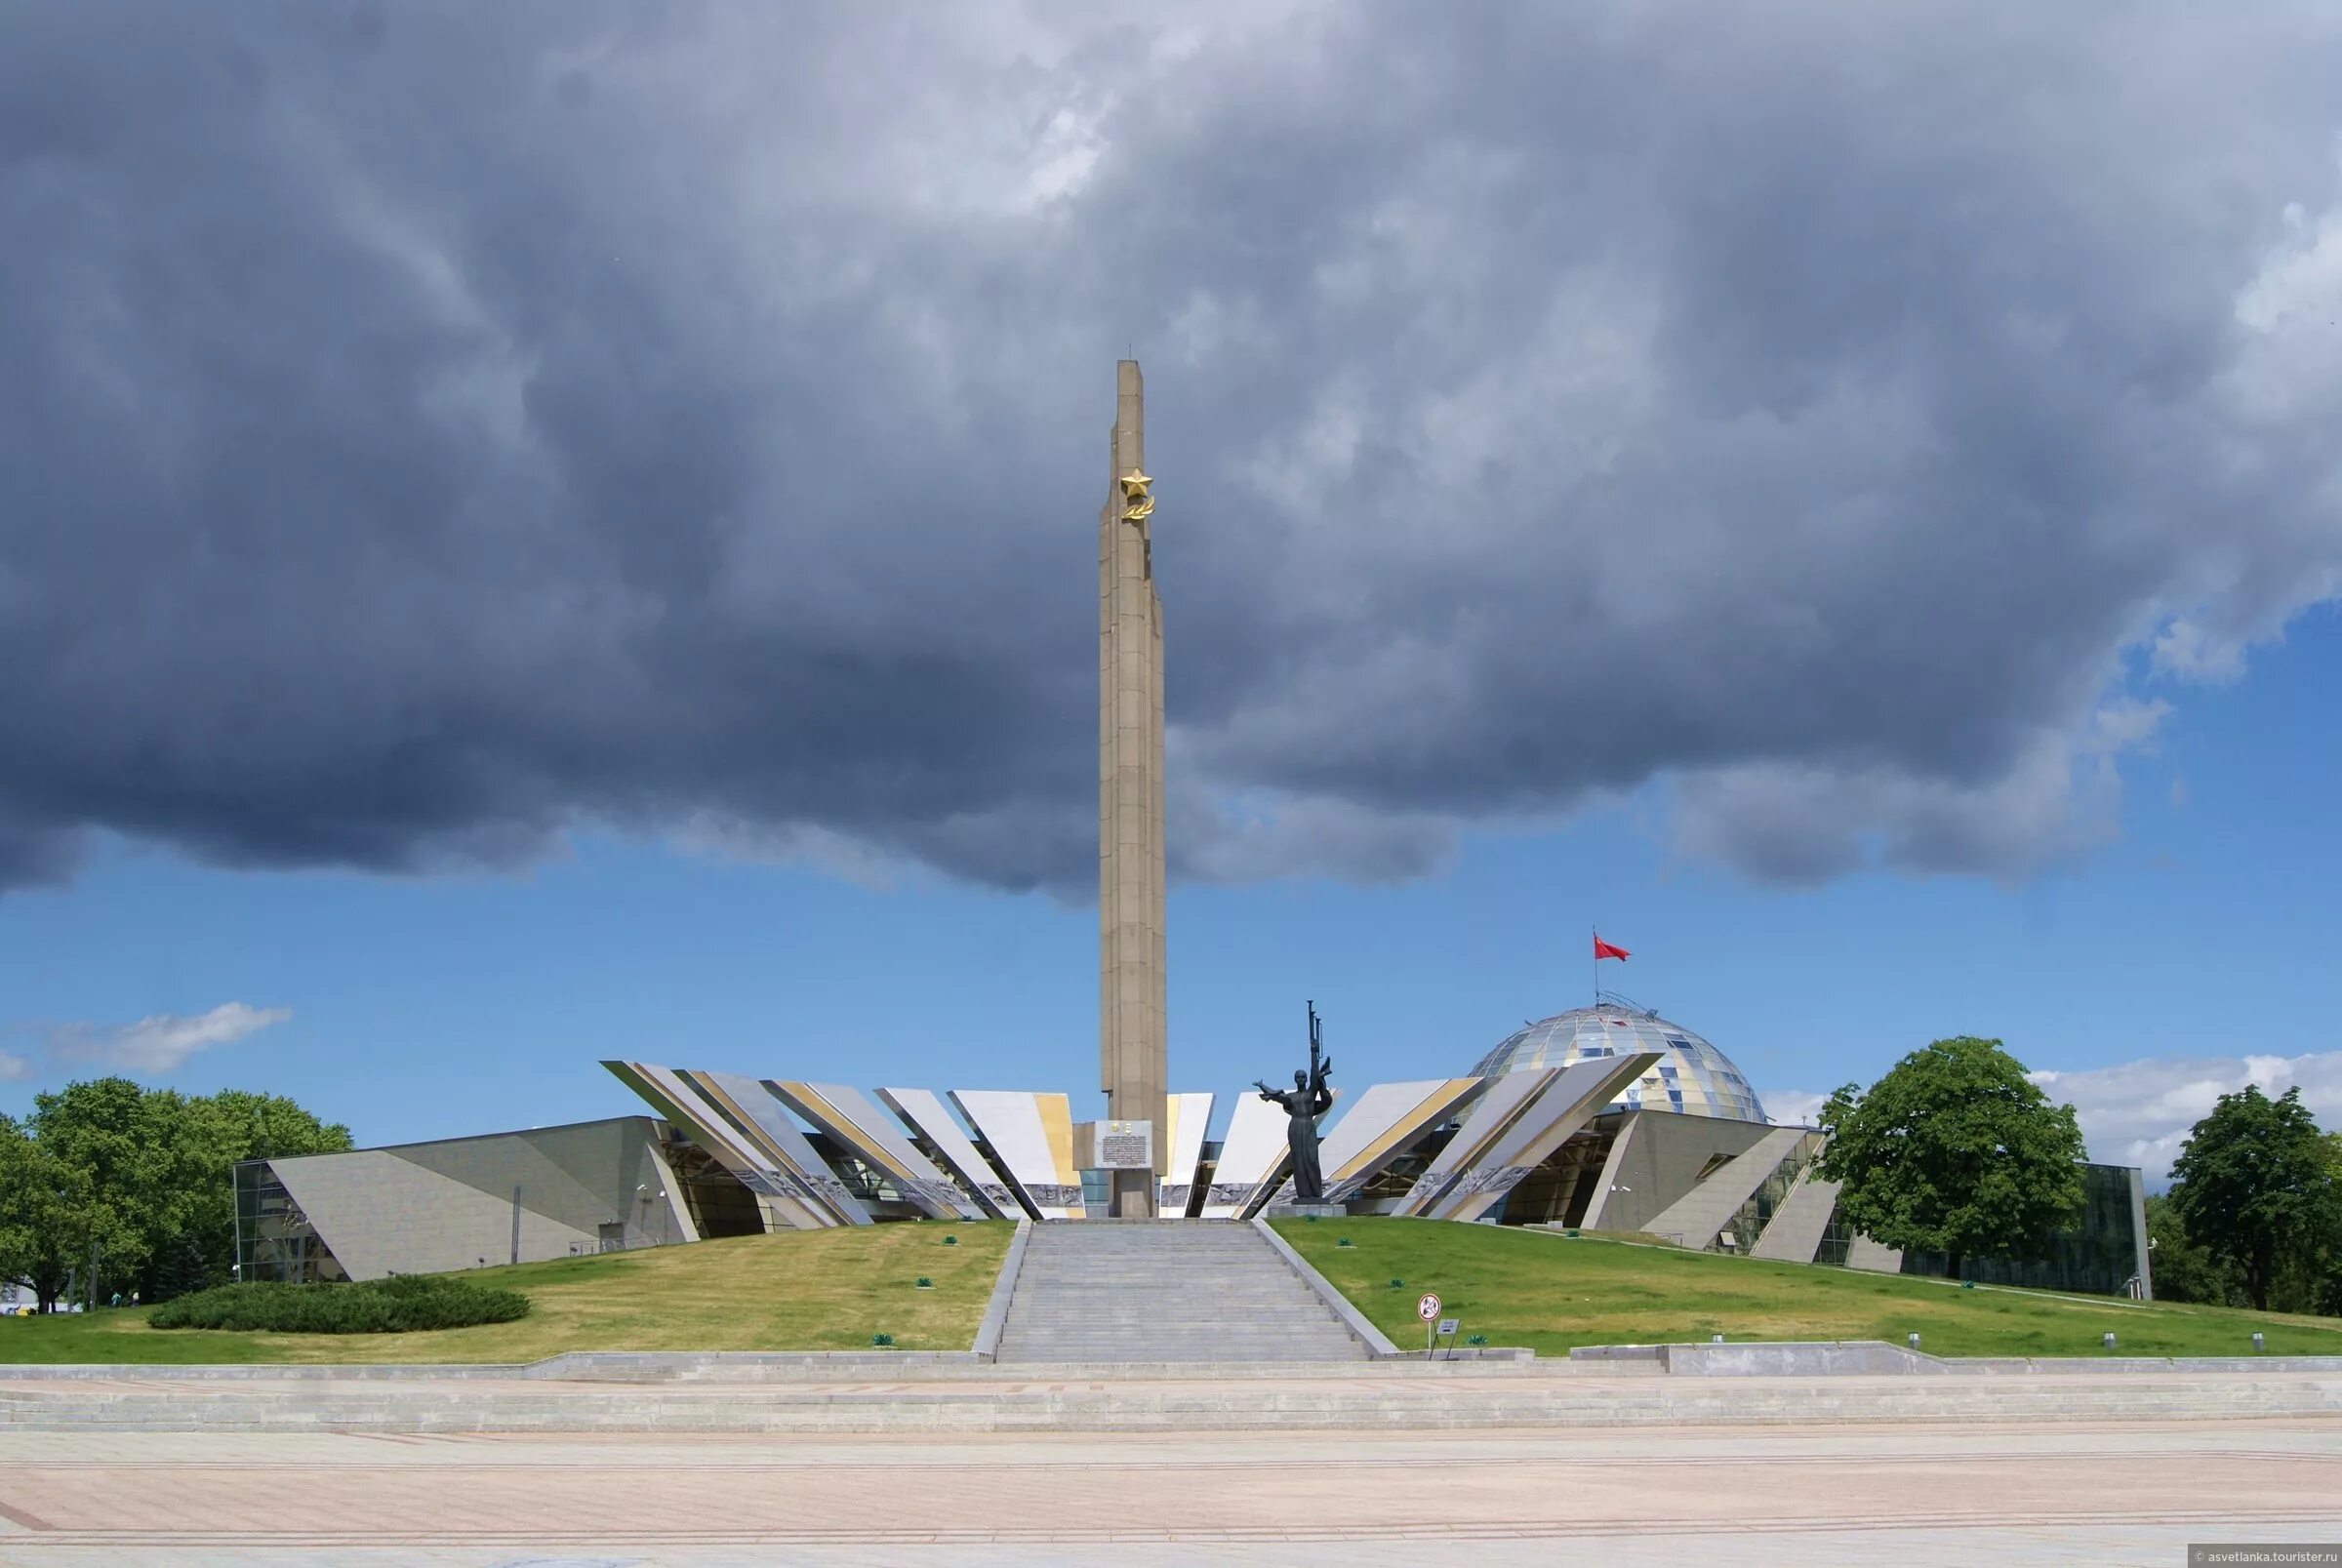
[0,1415,2336,1566]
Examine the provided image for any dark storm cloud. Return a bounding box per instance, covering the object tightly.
[3,1,2339,896]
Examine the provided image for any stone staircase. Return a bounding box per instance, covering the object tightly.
[991,1220,1370,1364]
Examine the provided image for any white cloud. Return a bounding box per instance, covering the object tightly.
[0,1051,32,1083]
[2150,616,2252,684]
[45,1002,293,1077]
[2032,1051,2342,1185]
[1761,1088,1828,1128]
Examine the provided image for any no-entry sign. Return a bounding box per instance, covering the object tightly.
[1416,1292,1442,1322]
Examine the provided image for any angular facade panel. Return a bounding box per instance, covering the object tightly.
[877,1086,1023,1220]
[1574,1111,1642,1232]
[1638,1124,1810,1251]
[678,1068,869,1227]
[396,1131,619,1238]
[638,1063,850,1229]
[1392,1068,1558,1219]
[388,1120,699,1245]
[1749,1166,1840,1263]
[1427,1055,1661,1223]
[767,1081,986,1221]
[949,1090,1084,1220]
[256,1116,693,1281]
[603,1061,853,1228]
[1158,1091,1214,1216]
[1199,1090,1296,1220]
[1267,1078,1485,1208]
[1577,1107,1775,1235]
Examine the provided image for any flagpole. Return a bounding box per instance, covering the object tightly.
[1592,925,1597,1008]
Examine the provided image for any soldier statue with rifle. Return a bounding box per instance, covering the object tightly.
[1255,1001,1337,1203]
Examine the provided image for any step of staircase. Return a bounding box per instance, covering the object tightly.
[991,1221,1370,1364]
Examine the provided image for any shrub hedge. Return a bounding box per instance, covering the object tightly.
[148,1273,530,1334]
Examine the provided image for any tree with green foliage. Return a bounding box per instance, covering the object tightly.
[0,1079,173,1310]
[149,1089,353,1300]
[2319,1133,2342,1317]
[0,1079,350,1309]
[1815,1035,2085,1281]
[2170,1086,2340,1312]
[0,1115,108,1312]
[2142,1191,2244,1307]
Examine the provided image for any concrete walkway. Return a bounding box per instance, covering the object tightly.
[5,1362,2340,1431]
[0,1418,2335,1565]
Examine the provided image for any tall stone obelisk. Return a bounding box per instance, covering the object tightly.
[1099,359,1166,1219]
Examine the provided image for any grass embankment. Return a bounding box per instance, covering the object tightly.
[0,1221,1011,1365]
[1275,1216,2342,1359]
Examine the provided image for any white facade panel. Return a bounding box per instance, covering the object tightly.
[949,1090,1083,1220]
[1159,1092,1214,1215]
[878,1087,1023,1219]
[1199,1091,1292,1219]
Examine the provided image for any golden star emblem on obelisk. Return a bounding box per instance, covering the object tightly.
[1118,469,1154,524]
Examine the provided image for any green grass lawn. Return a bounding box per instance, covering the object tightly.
[1276,1216,2342,1359]
[15,1216,2333,1367]
[0,1221,1012,1365]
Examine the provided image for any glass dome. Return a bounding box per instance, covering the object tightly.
[1468,1002,1767,1122]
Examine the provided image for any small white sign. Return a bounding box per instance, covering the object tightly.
[1437,1318,1459,1336]
[1416,1292,1441,1322]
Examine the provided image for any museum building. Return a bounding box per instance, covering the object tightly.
[233,999,2153,1300]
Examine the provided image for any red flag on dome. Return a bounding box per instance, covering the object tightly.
[1594,934,1631,962]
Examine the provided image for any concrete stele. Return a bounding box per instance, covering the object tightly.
[1098,358,1166,1217]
